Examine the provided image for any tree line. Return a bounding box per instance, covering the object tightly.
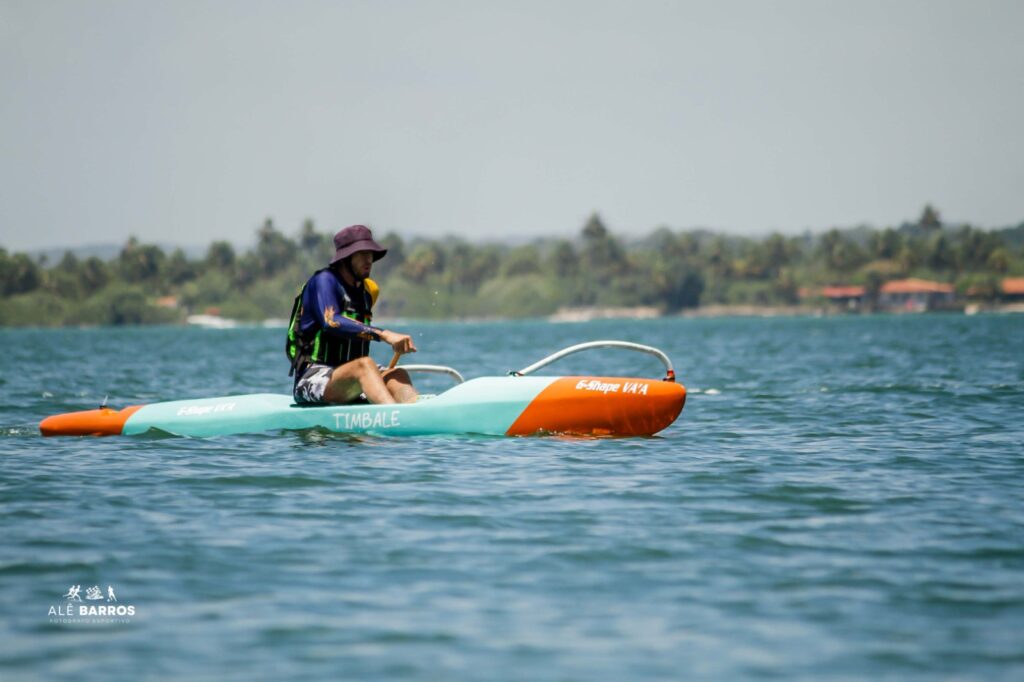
[1,206,1022,326]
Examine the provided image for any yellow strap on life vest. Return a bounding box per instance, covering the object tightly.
[364,278,379,307]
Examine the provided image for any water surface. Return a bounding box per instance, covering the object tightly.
[1,315,1022,680]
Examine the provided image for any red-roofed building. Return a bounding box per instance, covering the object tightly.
[879,278,954,295]
[1001,277,1024,299]
[822,285,866,299]
[879,278,955,312]
[798,285,866,311]
[821,285,866,311]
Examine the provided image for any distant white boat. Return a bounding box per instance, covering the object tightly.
[548,306,661,323]
[261,318,289,328]
[186,314,239,329]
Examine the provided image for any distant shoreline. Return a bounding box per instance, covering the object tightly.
[109,301,1024,328]
[5,304,1023,332]
[542,303,1024,322]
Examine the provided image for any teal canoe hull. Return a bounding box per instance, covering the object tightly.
[122,377,557,437]
[40,375,686,438]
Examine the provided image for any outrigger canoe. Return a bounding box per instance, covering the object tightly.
[40,341,686,438]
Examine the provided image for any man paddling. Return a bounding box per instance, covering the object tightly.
[286,224,418,405]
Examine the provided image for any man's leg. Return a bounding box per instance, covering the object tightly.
[324,356,395,404]
[382,368,418,404]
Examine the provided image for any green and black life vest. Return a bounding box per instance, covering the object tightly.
[286,270,380,376]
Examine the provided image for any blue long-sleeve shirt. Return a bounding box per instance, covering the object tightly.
[298,269,382,343]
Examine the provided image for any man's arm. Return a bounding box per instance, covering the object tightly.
[307,272,383,341]
[309,273,416,354]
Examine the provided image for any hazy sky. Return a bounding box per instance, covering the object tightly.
[2,0,1022,251]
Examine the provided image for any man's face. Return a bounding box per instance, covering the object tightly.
[350,250,374,279]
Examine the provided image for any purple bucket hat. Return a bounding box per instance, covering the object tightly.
[330,225,387,265]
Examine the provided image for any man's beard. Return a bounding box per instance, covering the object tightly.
[342,258,365,282]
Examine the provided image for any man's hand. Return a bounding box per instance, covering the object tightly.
[380,329,417,355]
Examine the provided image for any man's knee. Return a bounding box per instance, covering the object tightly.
[353,356,378,374]
[387,368,411,383]
[330,356,379,382]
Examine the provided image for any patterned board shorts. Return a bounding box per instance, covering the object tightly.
[293,363,335,405]
[293,362,381,405]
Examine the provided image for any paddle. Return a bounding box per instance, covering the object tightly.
[388,351,401,370]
